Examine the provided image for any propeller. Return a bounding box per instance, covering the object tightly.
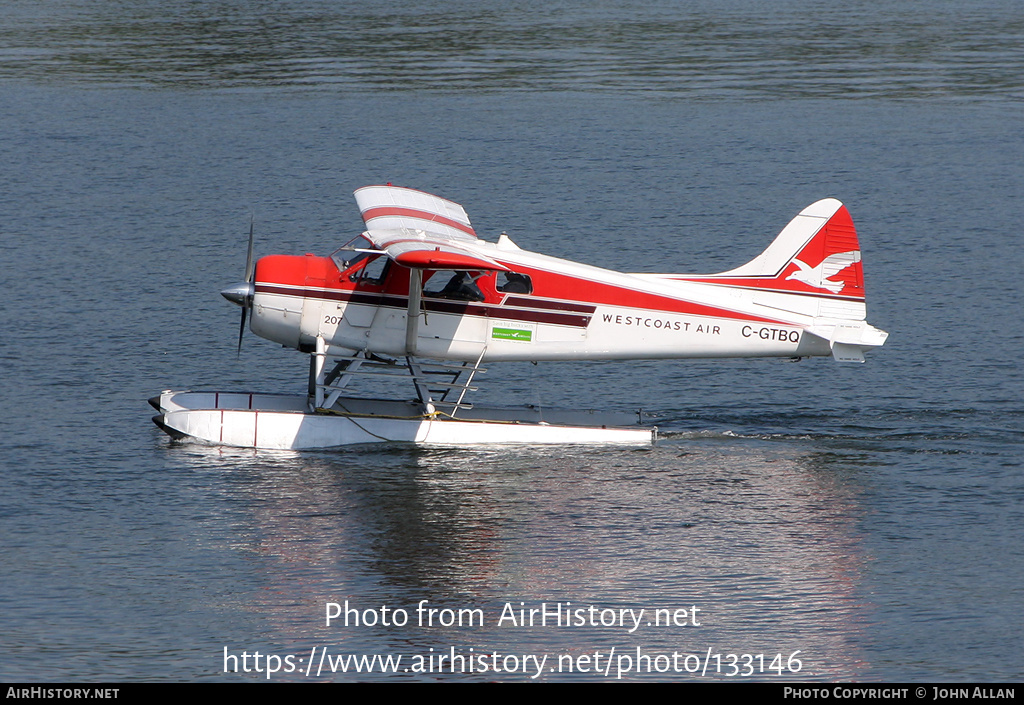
[220,216,256,356]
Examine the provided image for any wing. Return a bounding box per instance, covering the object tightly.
[363,229,509,271]
[354,185,506,271]
[354,185,477,241]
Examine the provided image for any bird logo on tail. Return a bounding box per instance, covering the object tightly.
[785,250,861,294]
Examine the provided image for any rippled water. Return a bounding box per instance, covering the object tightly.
[3,0,1024,98]
[1,0,1022,682]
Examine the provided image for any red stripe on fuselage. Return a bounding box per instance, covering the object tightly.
[504,266,789,325]
[671,276,866,301]
[253,252,789,328]
[502,296,596,314]
[253,283,592,328]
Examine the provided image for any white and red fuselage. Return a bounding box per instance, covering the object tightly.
[244,185,887,365]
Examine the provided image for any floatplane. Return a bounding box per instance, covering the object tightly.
[151,185,887,449]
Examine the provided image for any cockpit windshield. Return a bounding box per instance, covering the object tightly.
[330,235,380,273]
[331,236,391,285]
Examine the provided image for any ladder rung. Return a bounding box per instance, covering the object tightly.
[415,381,479,390]
[334,369,416,378]
[431,400,474,410]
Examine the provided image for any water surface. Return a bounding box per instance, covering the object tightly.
[1,0,1022,682]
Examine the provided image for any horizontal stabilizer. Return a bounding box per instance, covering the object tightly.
[806,321,889,363]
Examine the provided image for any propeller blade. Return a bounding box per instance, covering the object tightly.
[244,215,255,283]
[230,215,255,358]
[236,306,248,357]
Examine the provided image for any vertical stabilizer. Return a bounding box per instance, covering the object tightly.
[695,198,865,300]
[674,199,886,361]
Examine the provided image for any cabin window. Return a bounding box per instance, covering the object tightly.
[496,271,533,294]
[423,271,485,302]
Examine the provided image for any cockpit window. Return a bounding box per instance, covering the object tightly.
[496,271,533,294]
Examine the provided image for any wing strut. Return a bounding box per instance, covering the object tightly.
[405,269,422,356]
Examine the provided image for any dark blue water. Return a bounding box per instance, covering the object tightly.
[2,1,1022,682]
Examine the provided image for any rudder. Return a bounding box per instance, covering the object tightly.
[704,198,866,300]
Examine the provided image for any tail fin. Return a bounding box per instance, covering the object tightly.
[678,198,887,362]
[711,198,865,299]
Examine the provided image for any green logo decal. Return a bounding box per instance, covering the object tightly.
[492,327,533,342]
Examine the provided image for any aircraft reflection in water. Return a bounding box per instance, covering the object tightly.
[174,441,872,680]
[152,185,887,449]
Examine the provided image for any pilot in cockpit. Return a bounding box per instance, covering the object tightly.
[433,271,485,302]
